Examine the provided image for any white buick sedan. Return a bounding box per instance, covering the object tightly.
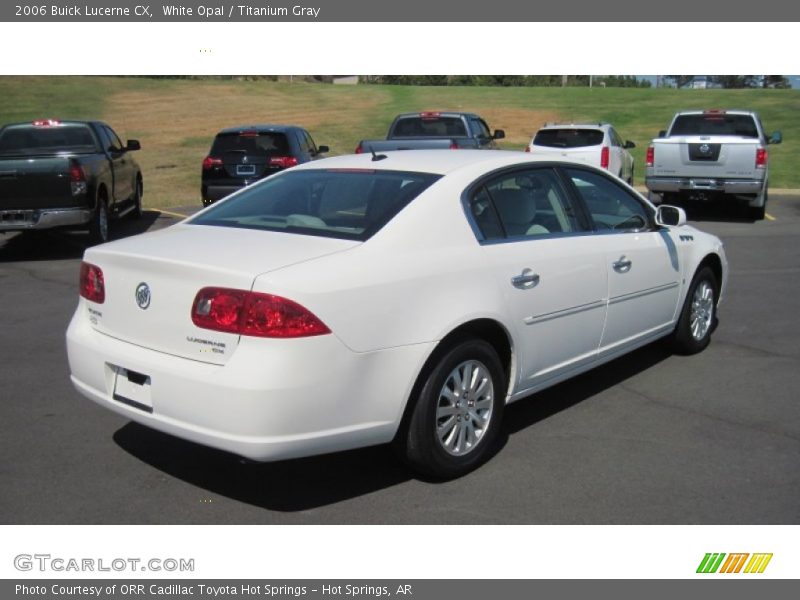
[67,150,727,478]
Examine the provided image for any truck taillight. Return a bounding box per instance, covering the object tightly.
[69,162,87,196]
[202,156,223,170]
[600,146,610,169]
[79,262,105,304]
[191,287,330,338]
[269,156,299,168]
[354,143,364,154]
[449,142,458,150]
[755,148,768,169]
[524,146,530,153]
[646,146,655,167]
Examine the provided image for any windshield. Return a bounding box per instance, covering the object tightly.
[210,131,291,157]
[0,124,98,156]
[391,116,467,138]
[533,128,604,148]
[190,168,441,241]
[670,114,759,137]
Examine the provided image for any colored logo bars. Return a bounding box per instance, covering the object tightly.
[696,553,773,574]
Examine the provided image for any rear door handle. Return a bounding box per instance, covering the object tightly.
[612,256,632,273]
[511,268,540,289]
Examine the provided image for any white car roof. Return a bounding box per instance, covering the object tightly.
[292,150,576,176]
[537,123,610,130]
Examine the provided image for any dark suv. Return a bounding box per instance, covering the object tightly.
[201,125,328,205]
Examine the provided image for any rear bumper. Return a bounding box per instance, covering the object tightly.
[66,304,435,462]
[0,207,92,231]
[202,185,243,203]
[645,176,765,196]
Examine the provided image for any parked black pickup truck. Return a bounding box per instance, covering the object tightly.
[0,119,143,243]
[355,112,505,154]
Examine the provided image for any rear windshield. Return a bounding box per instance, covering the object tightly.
[533,128,604,148]
[391,116,467,138]
[190,169,441,241]
[670,114,759,137]
[210,132,291,157]
[0,124,98,156]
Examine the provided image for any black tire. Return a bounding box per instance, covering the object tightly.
[88,194,109,245]
[749,186,767,221]
[128,176,143,220]
[627,166,634,187]
[672,266,718,355]
[398,337,507,479]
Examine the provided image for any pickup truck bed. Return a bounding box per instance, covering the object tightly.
[0,119,143,243]
[645,110,781,220]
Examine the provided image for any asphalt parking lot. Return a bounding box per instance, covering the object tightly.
[1,196,799,524]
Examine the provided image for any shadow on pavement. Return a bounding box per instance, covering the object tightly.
[114,339,673,514]
[0,210,163,262]
[665,197,758,223]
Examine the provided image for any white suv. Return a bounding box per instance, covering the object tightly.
[526,123,636,185]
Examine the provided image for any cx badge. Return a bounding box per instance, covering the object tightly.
[135,282,151,310]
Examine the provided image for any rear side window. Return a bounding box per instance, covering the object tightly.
[670,114,759,137]
[0,124,98,156]
[468,168,585,241]
[533,128,604,148]
[210,132,291,157]
[191,169,441,241]
[392,116,467,138]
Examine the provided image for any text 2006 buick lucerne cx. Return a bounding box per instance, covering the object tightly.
[66,150,727,478]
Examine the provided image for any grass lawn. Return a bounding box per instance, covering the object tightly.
[1,76,798,208]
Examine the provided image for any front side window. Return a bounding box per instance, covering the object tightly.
[191,169,440,241]
[565,168,651,232]
[468,168,584,240]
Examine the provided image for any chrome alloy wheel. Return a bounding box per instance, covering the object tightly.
[435,360,494,456]
[690,280,714,341]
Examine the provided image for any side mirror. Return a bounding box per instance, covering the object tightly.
[658,130,666,138]
[656,205,686,227]
[493,129,505,140]
[769,131,782,145]
[317,145,329,154]
[624,140,636,149]
[126,139,141,151]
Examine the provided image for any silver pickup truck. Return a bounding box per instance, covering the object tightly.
[645,110,782,219]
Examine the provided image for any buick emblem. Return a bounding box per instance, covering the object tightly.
[135,282,151,310]
[699,144,711,154]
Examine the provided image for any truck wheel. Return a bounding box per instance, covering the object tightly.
[672,266,718,355]
[89,196,109,245]
[397,337,506,479]
[129,177,143,220]
[749,186,767,221]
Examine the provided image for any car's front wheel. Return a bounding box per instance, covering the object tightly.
[672,266,718,354]
[399,337,506,479]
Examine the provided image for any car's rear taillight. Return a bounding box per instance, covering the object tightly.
[79,262,105,304]
[600,146,610,169]
[191,287,330,338]
[646,145,655,168]
[524,146,530,153]
[269,156,299,169]
[69,162,87,196]
[202,156,223,170]
[354,143,364,154]
[755,148,768,169]
[449,142,458,150]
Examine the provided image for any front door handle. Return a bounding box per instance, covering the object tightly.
[511,268,540,289]
[612,256,632,273]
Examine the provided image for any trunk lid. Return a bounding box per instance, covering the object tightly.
[83,224,358,365]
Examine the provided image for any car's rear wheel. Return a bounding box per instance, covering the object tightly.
[672,266,718,355]
[399,338,506,479]
[749,186,767,221]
